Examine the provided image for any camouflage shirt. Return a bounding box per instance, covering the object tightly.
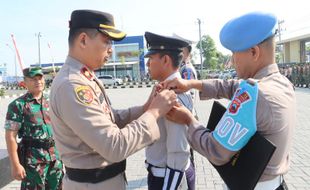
[5,92,60,164]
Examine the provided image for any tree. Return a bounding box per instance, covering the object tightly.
[275,53,282,64]
[196,35,232,70]
[196,35,218,70]
[216,51,231,70]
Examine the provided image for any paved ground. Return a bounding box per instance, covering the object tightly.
[1,87,310,189]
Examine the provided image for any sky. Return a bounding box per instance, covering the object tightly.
[1,0,310,76]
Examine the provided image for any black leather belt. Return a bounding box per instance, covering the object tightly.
[21,138,55,149]
[65,160,126,183]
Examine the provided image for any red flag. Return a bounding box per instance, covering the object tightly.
[10,34,24,71]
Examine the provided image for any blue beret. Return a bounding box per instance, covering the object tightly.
[144,32,189,57]
[220,12,277,52]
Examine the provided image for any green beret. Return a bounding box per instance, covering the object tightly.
[23,67,44,77]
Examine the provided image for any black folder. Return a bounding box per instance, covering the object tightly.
[206,101,276,190]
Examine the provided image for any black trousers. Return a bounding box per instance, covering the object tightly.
[147,172,164,190]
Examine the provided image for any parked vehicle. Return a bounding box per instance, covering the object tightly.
[98,75,123,85]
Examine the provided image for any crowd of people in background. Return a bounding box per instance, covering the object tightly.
[1,63,310,92]
[279,63,310,87]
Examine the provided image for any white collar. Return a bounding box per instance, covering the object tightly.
[164,72,181,81]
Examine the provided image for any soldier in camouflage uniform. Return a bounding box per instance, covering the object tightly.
[304,64,310,88]
[4,67,63,190]
[299,65,305,86]
[292,65,297,86]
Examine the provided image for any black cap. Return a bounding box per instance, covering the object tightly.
[144,32,189,57]
[23,67,44,77]
[69,10,126,41]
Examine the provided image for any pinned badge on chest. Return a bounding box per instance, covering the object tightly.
[99,93,104,104]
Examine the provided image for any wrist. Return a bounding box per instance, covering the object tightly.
[142,103,148,112]
[186,115,197,126]
[191,80,203,91]
[12,162,22,169]
[146,109,160,119]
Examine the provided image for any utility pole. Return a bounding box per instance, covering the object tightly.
[278,20,284,63]
[36,32,42,67]
[197,18,203,72]
[278,20,284,42]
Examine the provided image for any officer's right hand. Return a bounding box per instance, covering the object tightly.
[161,78,191,94]
[12,163,26,181]
[147,89,177,119]
[143,84,162,112]
[166,104,197,125]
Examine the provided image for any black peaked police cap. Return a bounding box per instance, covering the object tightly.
[69,10,126,41]
[144,32,189,57]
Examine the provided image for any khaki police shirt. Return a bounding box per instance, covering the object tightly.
[49,56,160,169]
[146,72,191,172]
[188,63,296,181]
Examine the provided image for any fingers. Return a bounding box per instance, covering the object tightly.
[159,81,166,89]
[175,102,182,107]
[154,83,164,96]
[150,85,158,97]
[167,98,178,108]
[14,173,23,181]
[166,106,177,122]
[13,166,26,181]
[161,78,176,90]
[155,83,163,91]
[166,112,172,121]
[163,89,177,104]
[21,169,26,179]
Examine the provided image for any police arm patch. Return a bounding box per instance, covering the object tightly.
[212,80,258,151]
[74,86,94,105]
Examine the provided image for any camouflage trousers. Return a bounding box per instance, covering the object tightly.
[21,159,64,190]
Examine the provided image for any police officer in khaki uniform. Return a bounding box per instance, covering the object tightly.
[49,10,177,190]
[163,12,296,190]
[144,32,195,190]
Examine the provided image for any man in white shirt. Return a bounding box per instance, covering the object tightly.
[144,31,196,190]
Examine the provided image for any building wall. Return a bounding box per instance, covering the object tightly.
[0,63,8,77]
[277,31,310,64]
[96,35,145,80]
[114,35,145,78]
[34,36,146,81]
[284,43,290,63]
[290,41,301,63]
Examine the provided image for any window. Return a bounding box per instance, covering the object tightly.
[114,43,140,62]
